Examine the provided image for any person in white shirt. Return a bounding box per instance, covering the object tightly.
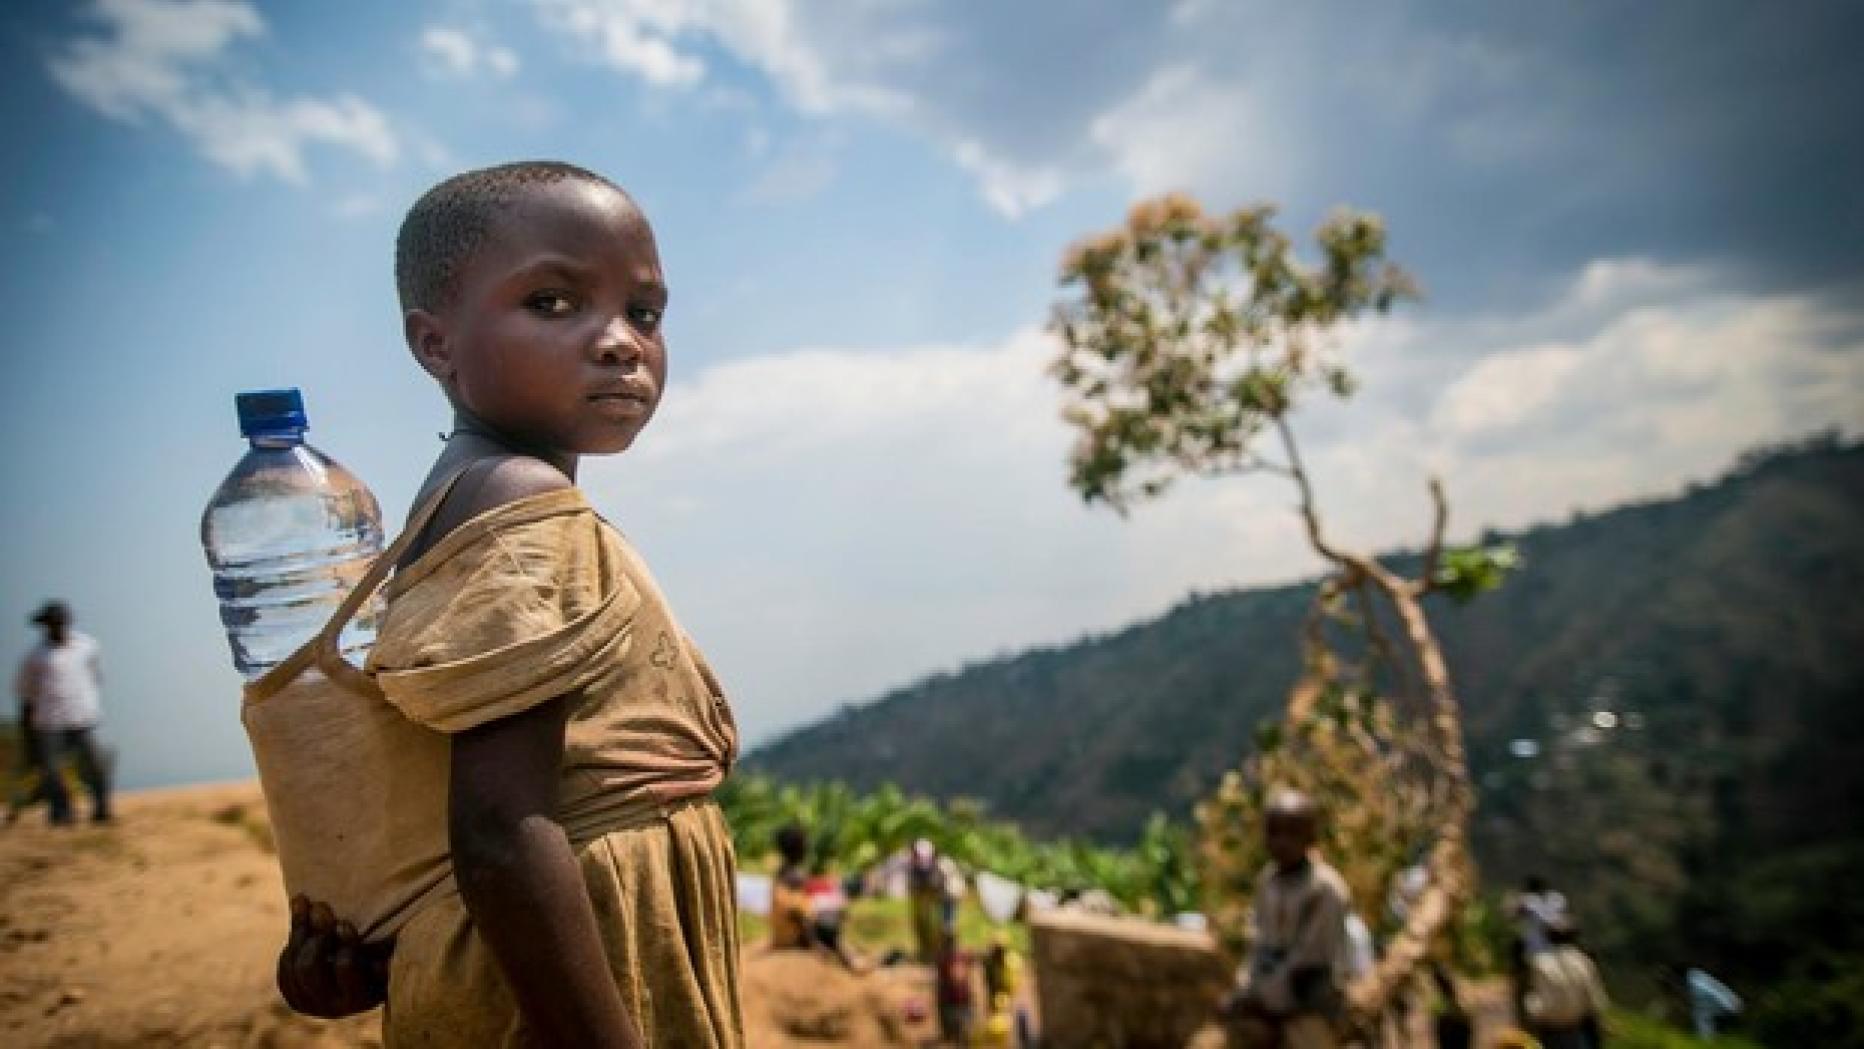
[1222,789,1354,1048]
[1523,920,1608,1049]
[1508,874,1569,1021]
[14,602,111,825]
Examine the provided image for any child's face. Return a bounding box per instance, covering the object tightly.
[1264,811,1315,869]
[414,179,669,457]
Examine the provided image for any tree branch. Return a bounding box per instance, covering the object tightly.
[1414,476,1449,597]
[1271,413,1344,564]
[1351,577,1400,693]
[1198,455,1294,482]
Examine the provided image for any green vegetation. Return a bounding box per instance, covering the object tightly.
[718,773,1199,917]
[1608,1009,1761,1049]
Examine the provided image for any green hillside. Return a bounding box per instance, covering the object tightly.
[750,438,1864,1035]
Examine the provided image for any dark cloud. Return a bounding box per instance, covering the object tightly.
[815,0,1864,307]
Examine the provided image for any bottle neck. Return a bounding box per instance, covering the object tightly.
[248,430,307,450]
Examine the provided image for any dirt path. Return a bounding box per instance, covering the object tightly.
[0,782,375,1047]
[0,783,945,1048]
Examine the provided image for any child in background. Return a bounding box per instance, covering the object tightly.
[980,935,1029,1048]
[276,161,742,1048]
[1221,788,1353,1049]
[933,916,975,1045]
[770,824,815,951]
[803,866,856,969]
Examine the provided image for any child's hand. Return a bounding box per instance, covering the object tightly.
[277,895,393,1018]
[1218,986,1263,1019]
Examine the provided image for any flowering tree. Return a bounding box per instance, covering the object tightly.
[1051,193,1513,1027]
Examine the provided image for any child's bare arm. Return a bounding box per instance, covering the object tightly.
[451,692,642,1049]
[420,455,640,1048]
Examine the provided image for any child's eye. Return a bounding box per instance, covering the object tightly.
[525,291,577,316]
[629,305,664,329]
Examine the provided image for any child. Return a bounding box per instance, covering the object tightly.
[933,916,975,1045]
[770,823,815,951]
[275,161,743,1048]
[802,867,856,969]
[1222,788,1352,1049]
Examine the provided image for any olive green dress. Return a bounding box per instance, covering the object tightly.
[365,488,743,1048]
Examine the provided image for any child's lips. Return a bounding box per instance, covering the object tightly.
[587,385,654,416]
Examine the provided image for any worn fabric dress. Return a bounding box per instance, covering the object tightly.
[364,488,743,1048]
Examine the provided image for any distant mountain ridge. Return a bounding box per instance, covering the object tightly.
[751,438,1863,839]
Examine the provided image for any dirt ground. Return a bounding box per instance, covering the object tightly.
[0,782,940,1048]
[1,782,1513,1048]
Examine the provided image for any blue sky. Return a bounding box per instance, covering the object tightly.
[3,0,1861,790]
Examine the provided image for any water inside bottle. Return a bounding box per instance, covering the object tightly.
[203,441,384,679]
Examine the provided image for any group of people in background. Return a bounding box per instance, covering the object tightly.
[1215,794,1617,1049]
[8,600,112,827]
[765,826,1028,1047]
[759,791,1620,1049]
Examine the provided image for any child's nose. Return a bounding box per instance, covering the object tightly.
[592,316,642,362]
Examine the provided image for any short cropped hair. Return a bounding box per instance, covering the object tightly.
[394,160,627,313]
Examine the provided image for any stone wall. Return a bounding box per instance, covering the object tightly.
[1029,910,1231,1048]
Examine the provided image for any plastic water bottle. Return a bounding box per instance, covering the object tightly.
[201,389,385,679]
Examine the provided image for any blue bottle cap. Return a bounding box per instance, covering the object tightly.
[235,388,309,438]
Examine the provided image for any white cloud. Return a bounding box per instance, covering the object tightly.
[1087,65,1283,201]
[487,48,522,78]
[583,260,1863,742]
[952,140,1066,219]
[1311,261,1864,549]
[329,192,381,219]
[47,0,399,185]
[529,0,706,88]
[1433,344,1585,439]
[418,26,521,81]
[1431,277,1864,460]
[531,0,937,111]
[735,137,838,206]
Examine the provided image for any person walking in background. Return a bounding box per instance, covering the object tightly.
[1686,967,1742,1040]
[1522,920,1608,1049]
[1508,874,1569,1022]
[13,601,111,826]
[908,838,965,963]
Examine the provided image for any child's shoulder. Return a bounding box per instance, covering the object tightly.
[1309,857,1353,899]
[407,454,579,564]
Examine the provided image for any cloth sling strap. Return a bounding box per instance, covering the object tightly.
[249,464,474,704]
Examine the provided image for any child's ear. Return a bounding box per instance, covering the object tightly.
[404,309,453,383]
